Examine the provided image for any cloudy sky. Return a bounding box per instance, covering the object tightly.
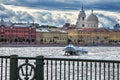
[0,0,120,28]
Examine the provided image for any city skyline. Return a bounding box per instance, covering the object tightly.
[0,0,120,28]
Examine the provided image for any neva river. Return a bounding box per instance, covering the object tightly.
[0,47,120,60]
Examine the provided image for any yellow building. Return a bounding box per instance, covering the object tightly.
[109,30,120,44]
[67,28,110,45]
[36,31,43,44]
[36,28,120,45]
[36,29,68,44]
[67,29,78,43]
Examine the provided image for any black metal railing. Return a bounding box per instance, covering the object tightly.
[44,58,120,80]
[0,56,10,80]
[0,55,120,80]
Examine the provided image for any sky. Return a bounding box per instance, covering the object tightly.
[0,0,120,28]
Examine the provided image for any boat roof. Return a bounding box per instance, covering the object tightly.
[64,44,87,52]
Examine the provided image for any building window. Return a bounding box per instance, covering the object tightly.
[94,24,96,27]
[1,35,4,37]
[82,17,84,20]
[82,24,84,27]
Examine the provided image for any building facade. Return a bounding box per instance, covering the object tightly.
[36,29,68,44]
[0,19,36,43]
[67,28,120,45]
[109,30,120,44]
[77,28,109,45]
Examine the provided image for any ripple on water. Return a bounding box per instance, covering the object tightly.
[0,47,120,60]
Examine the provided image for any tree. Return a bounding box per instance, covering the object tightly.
[78,39,80,43]
[67,38,72,44]
[0,38,5,42]
[40,39,43,43]
[31,39,35,42]
[39,25,57,28]
[4,39,7,42]
[27,39,30,42]
[14,38,18,42]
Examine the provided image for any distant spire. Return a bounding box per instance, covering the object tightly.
[33,20,34,26]
[27,20,30,24]
[8,19,11,22]
[81,4,84,11]
[91,9,93,14]
[1,17,4,22]
[26,20,30,27]
[0,17,4,25]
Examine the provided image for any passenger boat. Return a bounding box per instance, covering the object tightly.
[63,44,88,56]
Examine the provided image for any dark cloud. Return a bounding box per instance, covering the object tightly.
[0,4,33,22]
[0,4,14,18]
[1,0,120,12]
[0,4,5,10]
[37,12,66,26]
[14,11,33,21]
[86,1,120,12]
[96,13,118,28]
[97,14,117,23]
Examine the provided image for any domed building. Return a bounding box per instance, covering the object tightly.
[76,6,98,28]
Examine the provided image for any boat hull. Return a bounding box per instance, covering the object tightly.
[63,44,88,56]
[64,50,88,56]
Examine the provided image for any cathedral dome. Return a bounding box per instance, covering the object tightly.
[86,10,98,22]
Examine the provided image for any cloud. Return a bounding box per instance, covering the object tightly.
[36,10,120,27]
[95,10,120,28]
[0,0,120,28]
[0,4,5,10]
[0,4,33,22]
[1,0,120,12]
[13,11,33,22]
[0,4,15,18]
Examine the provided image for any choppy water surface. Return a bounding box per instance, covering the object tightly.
[0,47,120,60]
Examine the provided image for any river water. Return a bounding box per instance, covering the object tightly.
[0,46,120,60]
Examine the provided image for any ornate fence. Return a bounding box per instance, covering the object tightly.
[0,55,120,80]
